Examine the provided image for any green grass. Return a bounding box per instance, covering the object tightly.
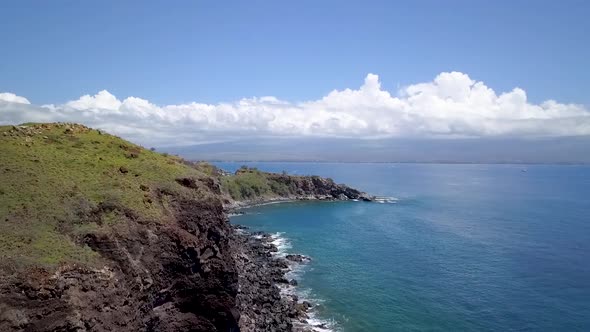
[221,169,271,200]
[0,123,210,268]
[220,167,296,200]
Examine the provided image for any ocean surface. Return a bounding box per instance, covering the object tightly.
[215,162,590,331]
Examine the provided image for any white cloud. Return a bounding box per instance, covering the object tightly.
[65,90,121,111]
[1,72,589,146]
[0,92,30,104]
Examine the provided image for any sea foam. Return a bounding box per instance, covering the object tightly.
[270,232,340,332]
[373,196,399,204]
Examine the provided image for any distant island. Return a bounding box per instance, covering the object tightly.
[0,123,371,331]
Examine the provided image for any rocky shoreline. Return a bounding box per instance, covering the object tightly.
[224,182,374,331]
[225,193,374,212]
[220,166,374,212]
[218,172,376,331]
[0,123,370,331]
[232,225,329,332]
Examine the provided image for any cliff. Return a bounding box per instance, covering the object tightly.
[0,123,370,331]
[219,166,373,209]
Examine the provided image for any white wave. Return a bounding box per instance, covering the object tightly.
[373,196,399,204]
[285,262,306,280]
[270,232,292,256]
[306,313,339,332]
[270,232,340,332]
[234,228,247,235]
[290,290,338,332]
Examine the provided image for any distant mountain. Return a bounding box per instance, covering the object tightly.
[164,136,590,164]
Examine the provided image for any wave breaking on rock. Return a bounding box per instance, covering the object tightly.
[233,226,338,332]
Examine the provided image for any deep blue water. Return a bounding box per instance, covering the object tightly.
[216,162,590,331]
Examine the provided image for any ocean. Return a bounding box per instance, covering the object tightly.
[215,162,590,331]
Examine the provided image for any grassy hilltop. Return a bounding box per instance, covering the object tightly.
[0,122,368,269]
[0,123,218,268]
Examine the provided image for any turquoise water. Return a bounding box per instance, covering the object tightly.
[217,162,590,331]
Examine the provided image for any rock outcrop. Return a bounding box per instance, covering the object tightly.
[223,167,374,210]
[0,188,240,331]
[265,173,372,200]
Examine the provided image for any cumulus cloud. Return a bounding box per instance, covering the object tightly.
[0,92,30,104]
[1,72,589,146]
[65,90,122,111]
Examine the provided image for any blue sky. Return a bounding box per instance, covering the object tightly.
[1,0,589,105]
[1,1,590,162]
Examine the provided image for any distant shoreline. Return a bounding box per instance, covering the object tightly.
[225,195,371,213]
[207,160,589,166]
[226,197,355,213]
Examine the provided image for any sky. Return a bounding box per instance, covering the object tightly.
[1,1,589,162]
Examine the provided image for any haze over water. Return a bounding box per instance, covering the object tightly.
[219,162,590,331]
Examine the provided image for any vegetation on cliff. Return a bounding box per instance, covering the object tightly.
[0,122,369,331]
[221,167,292,200]
[221,166,370,204]
[0,123,244,331]
[0,123,216,268]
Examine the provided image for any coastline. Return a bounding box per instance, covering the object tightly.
[225,179,375,330]
[228,194,395,331]
[232,224,333,332]
[0,124,374,332]
[225,193,374,212]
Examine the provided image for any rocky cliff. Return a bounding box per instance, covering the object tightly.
[219,166,373,210]
[0,123,370,332]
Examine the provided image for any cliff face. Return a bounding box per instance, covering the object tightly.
[0,123,243,331]
[0,123,369,331]
[1,193,238,331]
[220,167,373,209]
[263,172,371,200]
